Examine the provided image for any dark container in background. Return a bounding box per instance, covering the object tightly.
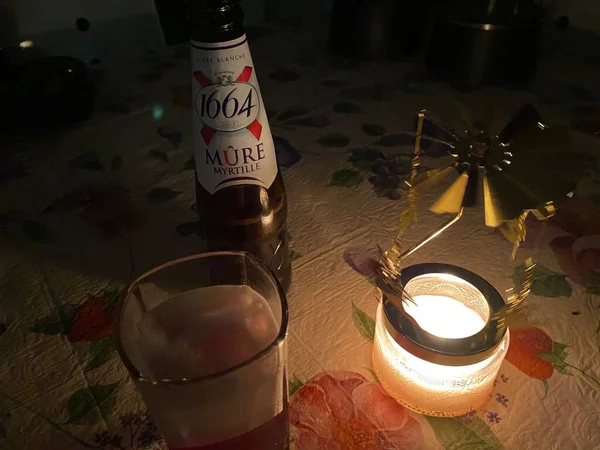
[329,0,435,61]
[426,0,544,87]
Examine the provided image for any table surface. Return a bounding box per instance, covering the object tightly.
[2,21,600,450]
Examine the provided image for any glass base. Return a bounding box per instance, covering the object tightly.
[374,365,489,418]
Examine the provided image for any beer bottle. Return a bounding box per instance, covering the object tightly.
[189,0,291,291]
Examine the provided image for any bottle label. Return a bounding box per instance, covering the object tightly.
[191,34,278,194]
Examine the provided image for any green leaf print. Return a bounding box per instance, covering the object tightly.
[66,383,119,425]
[318,133,350,148]
[30,304,79,335]
[330,170,363,188]
[86,335,117,371]
[289,375,304,396]
[148,187,181,204]
[513,264,572,298]
[361,123,386,136]
[351,303,375,342]
[427,416,504,450]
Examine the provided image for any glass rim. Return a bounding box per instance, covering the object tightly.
[115,251,289,385]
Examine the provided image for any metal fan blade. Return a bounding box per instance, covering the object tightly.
[483,175,503,228]
[504,258,537,313]
[421,115,461,142]
[498,103,544,144]
[503,169,578,211]
[462,167,479,208]
[506,136,583,204]
[430,171,469,215]
[508,126,572,161]
[532,200,566,220]
[454,100,476,135]
[509,157,582,180]
[497,212,529,260]
[483,169,537,226]
[406,166,455,193]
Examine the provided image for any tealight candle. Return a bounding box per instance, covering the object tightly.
[373,264,509,417]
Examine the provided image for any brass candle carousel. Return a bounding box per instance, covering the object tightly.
[373,104,586,417]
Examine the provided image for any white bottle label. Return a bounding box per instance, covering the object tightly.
[191,35,278,194]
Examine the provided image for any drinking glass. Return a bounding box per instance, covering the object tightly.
[116,252,289,450]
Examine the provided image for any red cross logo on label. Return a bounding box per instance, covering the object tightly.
[193,66,263,145]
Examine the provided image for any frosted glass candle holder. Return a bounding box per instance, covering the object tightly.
[373,263,509,417]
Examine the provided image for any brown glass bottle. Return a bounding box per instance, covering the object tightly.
[189,0,291,291]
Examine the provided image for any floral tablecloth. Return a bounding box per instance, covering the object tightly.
[2,20,600,450]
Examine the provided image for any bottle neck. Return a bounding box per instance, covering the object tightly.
[189,0,245,43]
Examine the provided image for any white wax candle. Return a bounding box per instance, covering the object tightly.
[403,294,486,339]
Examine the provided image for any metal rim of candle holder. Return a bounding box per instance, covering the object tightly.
[383,263,508,367]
